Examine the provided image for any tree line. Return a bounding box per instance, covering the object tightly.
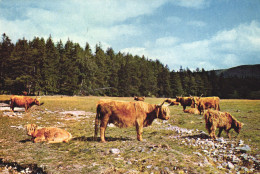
[0,33,259,99]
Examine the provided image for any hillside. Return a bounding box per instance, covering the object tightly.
[213,64,260,78]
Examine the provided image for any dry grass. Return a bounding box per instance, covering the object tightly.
[0,95,259,173]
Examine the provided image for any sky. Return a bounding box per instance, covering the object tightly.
[0,0,260,71]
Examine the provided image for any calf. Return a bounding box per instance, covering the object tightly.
[184,108,200,115]
[26,124,72,143]
[204,110,243,139]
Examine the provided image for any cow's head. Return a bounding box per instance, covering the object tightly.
[234,120,244,134]
[175,96,181,102]
[156,102,170,120]
[26,124,38,136]
[34,98,40,106]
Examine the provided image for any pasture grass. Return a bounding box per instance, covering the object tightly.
[0,95,259,173]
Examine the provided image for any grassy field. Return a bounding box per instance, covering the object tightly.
[0,95,259,173]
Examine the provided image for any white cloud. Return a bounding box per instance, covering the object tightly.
[187,20,206,27]
[121,47,147,57]
[0,0,165,48]
[124,21,260,70]
[171,0,210,9]
[155,37,179,47]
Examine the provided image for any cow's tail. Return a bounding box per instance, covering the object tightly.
[94,104,101,141]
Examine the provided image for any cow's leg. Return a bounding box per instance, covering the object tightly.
[226,130,231,139]
[210,126,217,139]
[100,116,109,143]
[33,137,45,143]
[136,124,143,141]
[183,105,186,111]
[218,128,224,137]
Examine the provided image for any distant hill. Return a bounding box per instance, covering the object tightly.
[211,64,260,79]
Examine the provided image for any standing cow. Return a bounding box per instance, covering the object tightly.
[192,96,220,114]
[10,96,42,112]
[176,96,194,110]
[204,110,243,139]
[94,100,170,142]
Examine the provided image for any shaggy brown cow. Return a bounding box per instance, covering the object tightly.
[192,96,220,114]
[204,110,243,139]
[164,98,180,106]
[176,96,194,110]
[10,96,42,112]
[94,100,170,142]
[184,108,200,115]
[134,96,145,101]
[26,124,72,143]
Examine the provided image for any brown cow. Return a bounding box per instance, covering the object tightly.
[164,98,180,106]
[204,110,243,139]
[94,100,170,142]
[184,108,200,115]
[26,124,72,143]
[10,96,42,112]
[176,96,194,110]
[134,96,145,101]
[192,96,220,114]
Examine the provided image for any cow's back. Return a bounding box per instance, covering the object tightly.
[98,101,146,128]
[12,96,27,106]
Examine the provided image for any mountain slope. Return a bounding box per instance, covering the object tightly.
[213,64,260,78]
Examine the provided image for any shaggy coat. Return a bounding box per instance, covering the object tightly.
[204,110,243,139]
[94,100,170,142]
[26,124,72,143]
[10,96,41,112]
[184,108,200,115]
[193,96,220,114]
[164,98,180,106]
[176,96,194,110]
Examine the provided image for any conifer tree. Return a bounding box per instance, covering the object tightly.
[43,36,59,94]
[0,33,14,93]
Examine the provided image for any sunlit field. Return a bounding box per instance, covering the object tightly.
[0,95,259,173]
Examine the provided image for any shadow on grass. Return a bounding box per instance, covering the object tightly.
[181,133,210,139]
[72,136,132,142]
[19,139,32,143]
[0,158,47,174]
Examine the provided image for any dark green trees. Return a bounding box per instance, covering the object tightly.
[0,33,259,99]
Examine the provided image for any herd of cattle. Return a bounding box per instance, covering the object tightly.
[7,95,243,143]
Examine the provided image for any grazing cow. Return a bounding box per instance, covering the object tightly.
[176,96,194,110]
[192,96,220,114]
[10,96,42,112]
[26,124,72,143]
[184,108,200,115]
[134,96,145,101]
[204,110,243,140]
[164,98,180,106]
[94,100,170,142]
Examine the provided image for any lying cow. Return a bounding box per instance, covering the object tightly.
[184,108,200,115]
[94,100,170,142]
[192,96,220,114]
[134,96,145,101]
[204,110,243,140]
[164,98,180,106]
[10,96,42,112]
[176,96,194,110]
[26,124,72,143]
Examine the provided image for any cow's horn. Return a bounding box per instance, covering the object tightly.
[159,101,165,106]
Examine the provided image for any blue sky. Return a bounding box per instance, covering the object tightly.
[0,0,259,71]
